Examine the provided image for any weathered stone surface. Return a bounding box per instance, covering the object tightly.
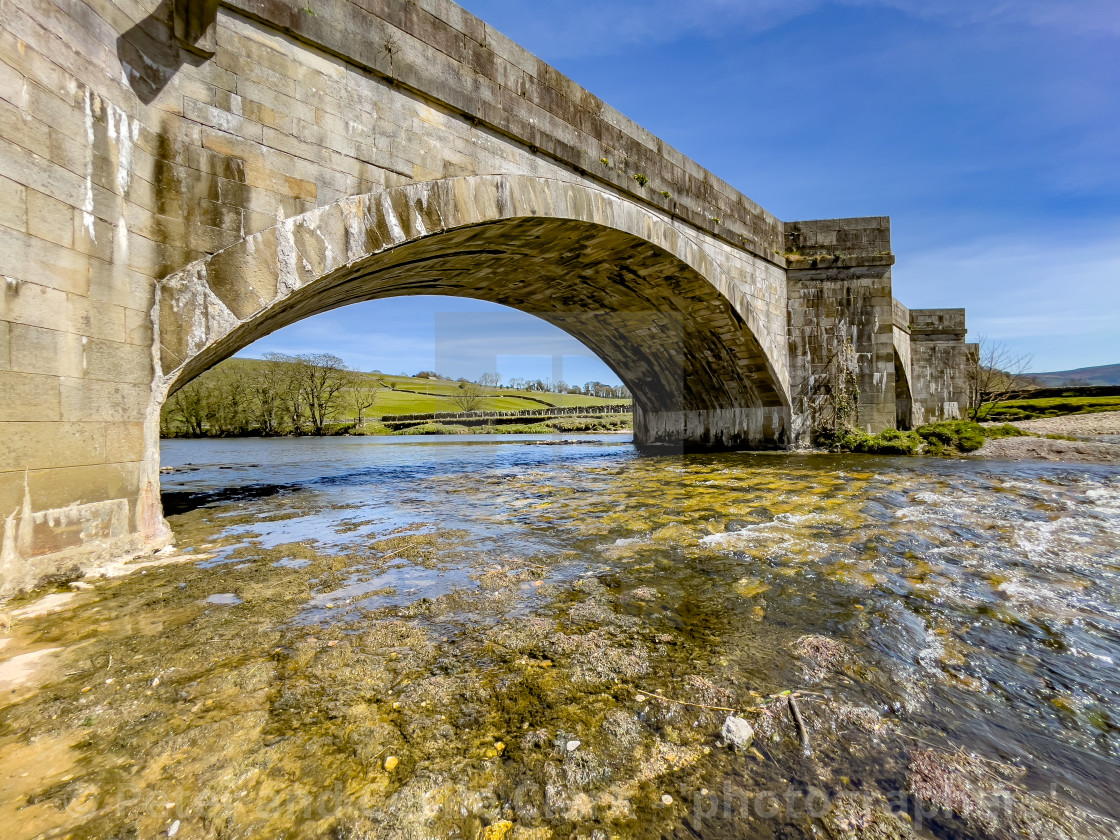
[0,0,972,594]
[720,715,754,750]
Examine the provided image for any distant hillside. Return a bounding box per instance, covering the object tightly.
[1030,363,1120,387]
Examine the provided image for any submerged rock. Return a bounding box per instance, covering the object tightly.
[908,749,1120,840]
[720,714,754,749]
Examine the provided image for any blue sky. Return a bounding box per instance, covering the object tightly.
[242,0,1119,380]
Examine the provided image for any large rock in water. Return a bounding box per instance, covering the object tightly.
[721,715,754,749]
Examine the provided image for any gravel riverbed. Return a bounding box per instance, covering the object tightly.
[977,410,1120,464]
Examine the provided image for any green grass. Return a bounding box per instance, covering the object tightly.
[982,423,1030,439]
[330,371,631,419]
[979,395,1120,422]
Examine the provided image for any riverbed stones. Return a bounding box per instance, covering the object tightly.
[720,714,754,750]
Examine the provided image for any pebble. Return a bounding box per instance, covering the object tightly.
[720,714,754,750]
[661,794,673,806]
[168,820,180,837]
[384,755,399,771]
[566,740,580,751]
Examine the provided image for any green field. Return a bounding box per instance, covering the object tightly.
[347,372,629,417]
[980,395,1120,422]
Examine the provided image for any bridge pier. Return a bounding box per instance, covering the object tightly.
[634,406,792,452]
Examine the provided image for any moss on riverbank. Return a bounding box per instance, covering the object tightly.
[819,421,1033,457]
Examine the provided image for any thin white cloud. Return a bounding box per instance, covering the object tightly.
[895,223,1120,369]
[854,0,1120,38]
[469,0,1119,60]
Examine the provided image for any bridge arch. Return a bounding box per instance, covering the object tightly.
[152,175,791,458]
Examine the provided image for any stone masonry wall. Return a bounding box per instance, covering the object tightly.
[909,308,975,424]
[785,217,898,435]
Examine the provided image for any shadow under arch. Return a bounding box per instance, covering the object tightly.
[894,348,914,430]
[154,175,792,453]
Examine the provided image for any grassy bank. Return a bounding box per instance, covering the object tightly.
[979,395,1120,422]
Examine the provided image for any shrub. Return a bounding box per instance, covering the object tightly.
[816,428,922,455]
[915,421,986,454]
[848,428,923,455]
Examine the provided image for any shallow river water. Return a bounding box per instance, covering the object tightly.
[2,436,1119,839]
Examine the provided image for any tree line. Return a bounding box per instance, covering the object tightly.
[161,353,376,437]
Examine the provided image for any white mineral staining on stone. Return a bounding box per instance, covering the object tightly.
[82,87,97,241]
[276,218,299,298]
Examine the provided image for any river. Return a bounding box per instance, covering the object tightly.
[2,435,1118,839]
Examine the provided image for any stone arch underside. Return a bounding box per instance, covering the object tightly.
[155,175,791,452]
[894,348,913,430]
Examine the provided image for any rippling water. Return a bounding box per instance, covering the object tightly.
[2,436,1118,839]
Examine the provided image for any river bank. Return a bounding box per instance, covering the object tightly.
[974,410,1120,464]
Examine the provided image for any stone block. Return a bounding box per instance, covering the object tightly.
[241,97,292,132]
[24,460,142,513]
[241,161,317,201]
[8,323,68,377]
[59,376,149,423]
[0,421,108,472]
[0,95,51,153]
[0,277,70,330]
[80,336,154,385]
[26,188,75,248]
[0,173,26,232]
[0,321,8,369]
[184,220,243,254]
[183,96,261,141]
[0,369,60,421]
[66,295,126,343]
[104,421,147,464]
[23,77,88,144]
[0,134,85,211]
[123,306,153,348]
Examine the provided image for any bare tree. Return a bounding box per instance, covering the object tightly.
[450,380,486,412]
[350,382,378,429]
[293,353,353,435]
[261,352,307,434]
[163,377,209,436]
[246,361,294,435]
[966,338,1033,420]
[478,372,502,388]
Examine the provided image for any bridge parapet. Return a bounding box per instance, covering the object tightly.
[219,0,787,260]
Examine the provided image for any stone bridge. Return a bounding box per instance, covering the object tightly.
[0,0,974,592]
